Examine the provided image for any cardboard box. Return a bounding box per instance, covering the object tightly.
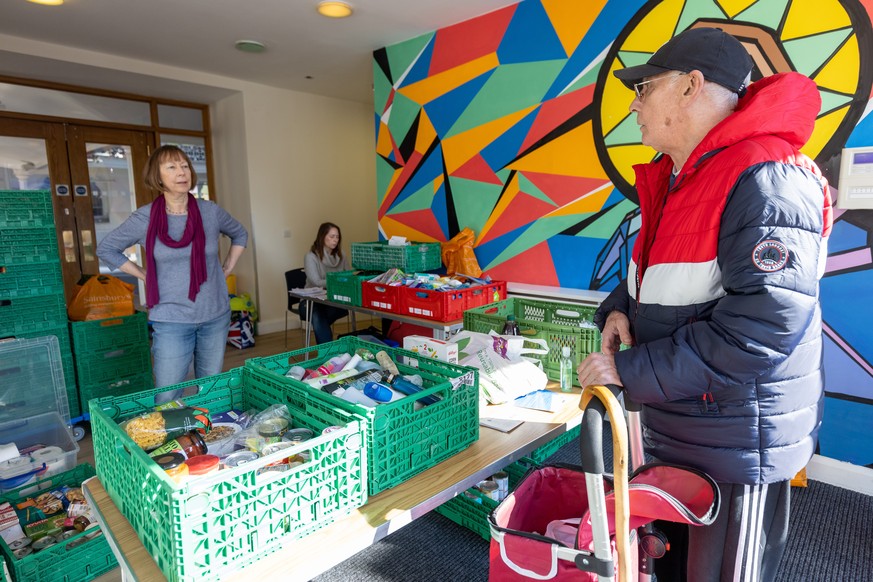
[403,335,459,363]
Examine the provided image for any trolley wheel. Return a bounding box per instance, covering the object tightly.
[72,424,87,442]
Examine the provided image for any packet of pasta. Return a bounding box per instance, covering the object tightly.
[119,407,211,451]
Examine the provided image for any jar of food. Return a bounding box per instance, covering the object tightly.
[154,452,189,484]
[256,418,289,444]
[149,430,208,459]
[72,516,91,533]
[185,454,221,478]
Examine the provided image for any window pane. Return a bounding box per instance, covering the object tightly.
[160,135,209,200]
[0,135,50,191]
[157,104,204,131]
[0,83,150,125]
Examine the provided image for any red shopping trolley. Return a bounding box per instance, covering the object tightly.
[488,385,720,581]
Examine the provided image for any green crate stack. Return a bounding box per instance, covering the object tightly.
[0,464,118,582]
[71,311,153,410]
[245,336,480,495]
[325,270,381,306]
[464,297,602,382]
[435,459,532,540]
[350,241,442,272]
[0,191,75,415]
[91,367,366,582]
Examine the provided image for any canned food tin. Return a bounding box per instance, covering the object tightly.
[13,546,33,559]
[478,480,500,501]
[262,441,295,458]
[8,537,31,551]
[32,536,56,551]
[222,450,260,469]
[256,418,289,444]
[282,427,314,444]
[58,530,78,541]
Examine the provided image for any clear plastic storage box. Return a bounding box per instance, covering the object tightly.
[0,336,79,493]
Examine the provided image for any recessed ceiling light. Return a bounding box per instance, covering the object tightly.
[27,0,64,5]
[317,1,353,18]
[234,40,266,54]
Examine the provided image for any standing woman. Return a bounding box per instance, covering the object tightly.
[97,145,248,394]
[302,222,348,344]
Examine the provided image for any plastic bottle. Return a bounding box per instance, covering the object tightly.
[334,388,380,408]
[316,354,352,377]
[375,351,400,381]
[502,314,520,336]
[559,346,574,392]
[285,366,306,381]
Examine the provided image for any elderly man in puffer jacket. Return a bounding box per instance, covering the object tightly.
[577,28,832,582]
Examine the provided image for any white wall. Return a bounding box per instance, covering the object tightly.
[241,88,377,334]
[0,33,376,335]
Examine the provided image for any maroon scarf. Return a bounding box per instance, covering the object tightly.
[145,194,207,308]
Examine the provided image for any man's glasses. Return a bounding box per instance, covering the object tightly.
[633,73,686,101]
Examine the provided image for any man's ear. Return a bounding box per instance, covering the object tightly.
[684,70,706,98]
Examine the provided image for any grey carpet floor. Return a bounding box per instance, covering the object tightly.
[312,432,873,582]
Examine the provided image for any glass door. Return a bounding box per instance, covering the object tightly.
[66,125,151,306]
[0,119,152,303]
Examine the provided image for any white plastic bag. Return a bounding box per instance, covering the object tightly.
[450,331,548,404]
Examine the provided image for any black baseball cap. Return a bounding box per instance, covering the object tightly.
[614,27,753,95]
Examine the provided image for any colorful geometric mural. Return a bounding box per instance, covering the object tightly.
[374,0,873,466]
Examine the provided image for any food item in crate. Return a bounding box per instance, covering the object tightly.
[33,492,63,515]
[154,452,189,484]
[120,406,211,451]
[148,430,208,459]
[236,404,293,452]
[185,455,220,478]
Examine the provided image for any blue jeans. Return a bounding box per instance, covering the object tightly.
[151,312,230,402]
[301,301,347,344]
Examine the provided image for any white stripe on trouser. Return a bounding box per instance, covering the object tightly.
[732,485,751,581]
[732,484,768,582]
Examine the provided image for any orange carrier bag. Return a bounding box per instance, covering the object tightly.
[441,227,483,277]
[68,274,136,321]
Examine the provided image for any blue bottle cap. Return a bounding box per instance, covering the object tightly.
[363,382,393,403]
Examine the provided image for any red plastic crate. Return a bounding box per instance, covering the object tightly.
[361,281,400,312]
[398,286,467,322]
[465,281,507,310]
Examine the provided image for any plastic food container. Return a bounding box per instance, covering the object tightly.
[202,423,242,457]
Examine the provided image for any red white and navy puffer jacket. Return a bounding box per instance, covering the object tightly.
[595,72,833,485]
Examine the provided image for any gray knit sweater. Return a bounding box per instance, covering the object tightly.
[97,199,248,323]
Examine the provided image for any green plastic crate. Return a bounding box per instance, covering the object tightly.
[0,190,54,229]
[325,270,380,306]
[245,336,479,495]
[91,368,366,582]
[79,370,154,411]
[71,311,149,354]
[350,241,442,272]
[0,294,68,336]
[0,262,64,300]
[524,425,581,465]
[73,342,151,388]
[0,228,59,265]
[0,464,118,582]
[463,297,601,382]
[435,459,531,540]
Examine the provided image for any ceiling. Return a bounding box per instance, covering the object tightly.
[0,0,520,104]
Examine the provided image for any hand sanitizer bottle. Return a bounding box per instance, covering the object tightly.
[560,346,574,392]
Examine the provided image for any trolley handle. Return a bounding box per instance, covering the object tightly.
[579,383,622,475]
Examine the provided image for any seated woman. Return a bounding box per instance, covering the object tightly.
[302,222,349,344]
